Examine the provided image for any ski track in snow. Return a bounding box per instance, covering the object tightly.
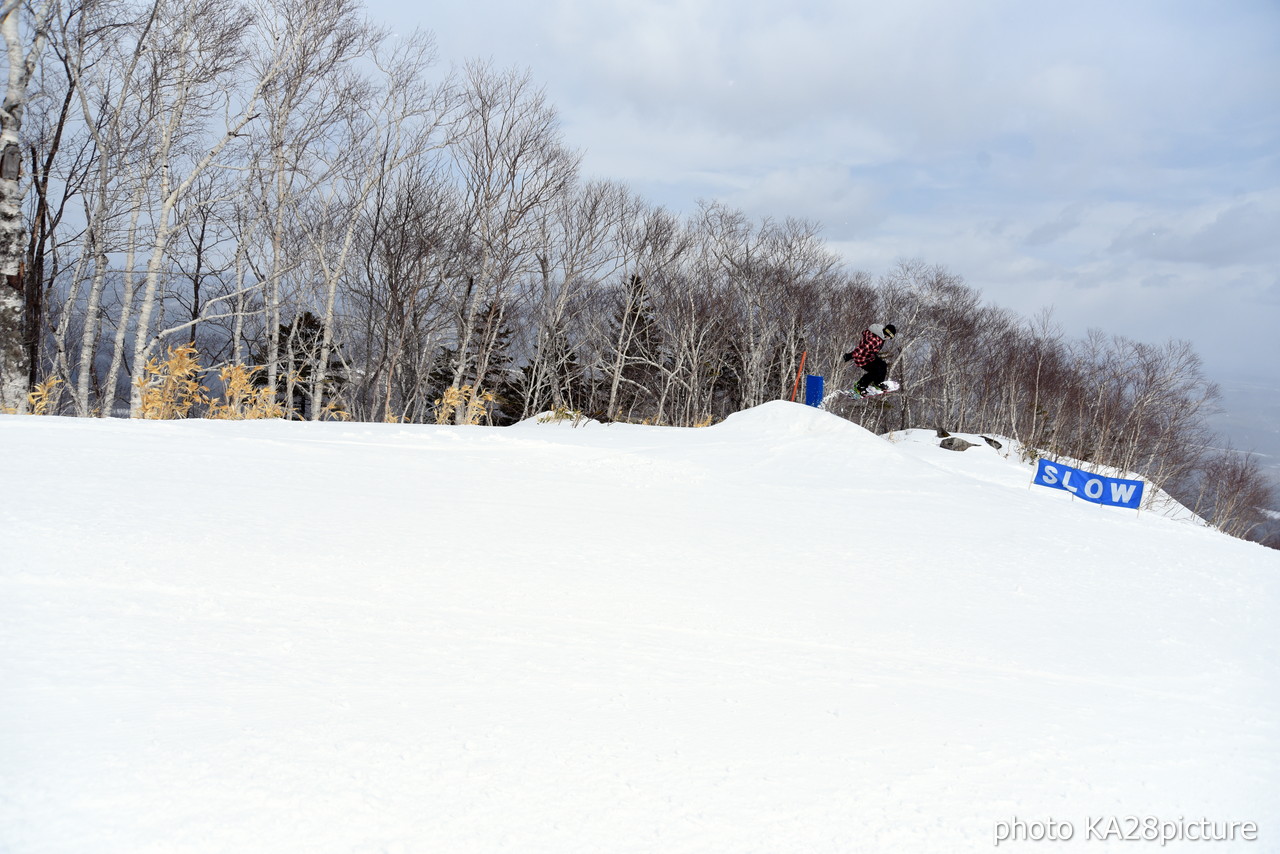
[2,403,1277,853]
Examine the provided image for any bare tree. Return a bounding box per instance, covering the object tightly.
[0,0,57,411]
[518,179,629,418]
[296,30,450,419]
[120,0,266,416]
[18,0,84,404]
[347,168,460,421]
[168,170,237,354]
[50,0,161,414]
[442,61,578,423]
[600,203,688,420]
[247,0,378,406]
[1187,444,1275,539]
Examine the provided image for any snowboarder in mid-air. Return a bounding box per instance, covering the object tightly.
[842,323,897,395]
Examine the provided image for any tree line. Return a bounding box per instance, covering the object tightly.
[0,0,1273,545]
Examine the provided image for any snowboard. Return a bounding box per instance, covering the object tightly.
[821,379,900,409]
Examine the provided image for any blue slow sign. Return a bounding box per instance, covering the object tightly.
[1033,459,1145,509]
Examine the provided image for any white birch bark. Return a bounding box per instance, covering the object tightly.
[0,0,55,412]
[298,33,448,420]
[123,0,301,416]
[447,62,578,423]
[67,0,161,414]
[241,0,377,408]
[100,182,148,415]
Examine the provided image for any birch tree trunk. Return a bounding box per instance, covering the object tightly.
[250,0,376,408]
[446,61,578,424]
[0,0,55,412]
[126,7,262,415]
[300,32,450,420]
[66,0,161,415]
[117,0,319,416]
[100,183,148,415]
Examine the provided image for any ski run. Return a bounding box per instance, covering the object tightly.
[2,402,1277,853]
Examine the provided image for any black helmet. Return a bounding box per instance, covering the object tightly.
[883,323,897,339]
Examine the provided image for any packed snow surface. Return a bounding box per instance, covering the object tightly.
[2,403,1277,853]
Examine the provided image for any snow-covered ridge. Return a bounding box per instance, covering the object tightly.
[885,427,1206,524]
[2,404,1277,853]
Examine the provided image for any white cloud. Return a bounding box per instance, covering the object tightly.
[364,0,1280,380]
[1109,194,1280,268]
[1023,203,1088,246]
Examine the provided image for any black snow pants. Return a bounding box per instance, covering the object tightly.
[855,357,888,393]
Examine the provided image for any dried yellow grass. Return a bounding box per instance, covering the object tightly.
[206,363,284,420]
[27,377,63,415]
[136,345,209,419]
[433,385,494,425]
[134,345,299,420]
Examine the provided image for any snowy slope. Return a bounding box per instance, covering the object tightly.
[885,428,1206,523]
[2,403,1277,853]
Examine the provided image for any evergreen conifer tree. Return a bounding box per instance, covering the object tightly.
[250,312,347,419]
[429,300,523,424]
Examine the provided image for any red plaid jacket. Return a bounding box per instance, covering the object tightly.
[849,329,885,368]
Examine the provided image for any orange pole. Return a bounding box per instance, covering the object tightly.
[789,350,808,401]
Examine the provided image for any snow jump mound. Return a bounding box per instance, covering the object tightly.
[713,400,883,442]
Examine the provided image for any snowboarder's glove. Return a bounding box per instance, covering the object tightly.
[841,352,853,363]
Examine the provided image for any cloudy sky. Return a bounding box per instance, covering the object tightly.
[366,0,1279,395]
